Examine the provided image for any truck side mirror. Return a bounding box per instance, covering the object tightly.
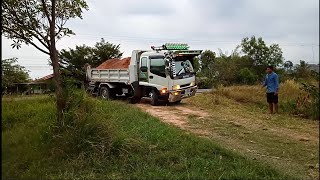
[140,66,148,72]
[164,59,170,67]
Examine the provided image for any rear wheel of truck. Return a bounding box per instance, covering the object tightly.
[100,87,113,100]
[149,89,159,106]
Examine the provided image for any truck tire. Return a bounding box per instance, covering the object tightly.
[100,87,113,100]
[150,89,159,106]
[128,96,141,104]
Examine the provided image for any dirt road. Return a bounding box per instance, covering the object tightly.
[136,97,319,180]
[136,99,211,137]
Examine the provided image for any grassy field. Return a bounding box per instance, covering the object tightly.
[2,95,294,180]
[212,80,319,119]
[184,80,319,179]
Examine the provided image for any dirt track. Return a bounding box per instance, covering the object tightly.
[136,99,211,136]
[136,97,319,180]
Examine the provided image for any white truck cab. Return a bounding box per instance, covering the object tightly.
[86,43,202,105]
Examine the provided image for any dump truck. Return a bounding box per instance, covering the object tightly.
[86,43,202,105]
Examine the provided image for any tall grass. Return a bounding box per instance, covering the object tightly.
[2,93,293,180]
[212,80,319,119]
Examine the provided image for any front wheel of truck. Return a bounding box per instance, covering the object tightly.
[150,89,159,106]
[128,96,141,104]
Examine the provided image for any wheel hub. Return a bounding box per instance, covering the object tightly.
[102,90,108,98]
[149,92,153,99]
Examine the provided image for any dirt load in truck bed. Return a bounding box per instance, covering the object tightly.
[96,57,131,69]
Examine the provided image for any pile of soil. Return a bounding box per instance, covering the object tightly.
[96,57,131,69]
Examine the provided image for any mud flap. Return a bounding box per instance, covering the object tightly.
[128,81,141,104]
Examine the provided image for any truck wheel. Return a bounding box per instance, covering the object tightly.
[150,89,159,106]
[100,87,113,100]
[128,96,141,104]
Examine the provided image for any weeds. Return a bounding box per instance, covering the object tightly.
[212,80,319,119]
[297,83,319,119]
[2,95,293,180]
[51,88,115,159]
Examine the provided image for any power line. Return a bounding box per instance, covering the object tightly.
[72,34,320,47]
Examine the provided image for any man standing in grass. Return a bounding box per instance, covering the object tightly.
[262,65,279,114]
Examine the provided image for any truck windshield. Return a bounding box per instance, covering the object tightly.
[174,60,194,79]
[150,56,166,78]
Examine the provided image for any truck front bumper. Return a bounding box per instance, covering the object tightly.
[168,86,198,102]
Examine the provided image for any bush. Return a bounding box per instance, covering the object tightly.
[296,83,319,120]
[50,88,115,159]
[238,68,257,85]
[196,77,214,89]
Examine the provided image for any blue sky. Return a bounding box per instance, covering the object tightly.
[2,0,319,79]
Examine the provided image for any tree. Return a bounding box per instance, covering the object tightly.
[60,44,93,85]
[60,39,122,84]
[294,60,312,80]
[284,60,294,72]
[238,68,257,85]
[241,36,284,77]
[198,50,216,77]
[91,38,122,66]
[211,46,256,85]
[60,39,122,81]
[2,0,88,123]
[2,58,30,91]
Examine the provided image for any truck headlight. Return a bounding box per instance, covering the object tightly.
[160,88,168,94]
[172,85,180,90]
[190,81,196,86]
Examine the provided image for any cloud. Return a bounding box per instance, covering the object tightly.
[2,0,319,79]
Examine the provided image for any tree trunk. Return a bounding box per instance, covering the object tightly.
[51,51,65,124]
[50,0,65,125]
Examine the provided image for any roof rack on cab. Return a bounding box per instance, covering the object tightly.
[151,43,189,52]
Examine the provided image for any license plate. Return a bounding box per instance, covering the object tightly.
[185,88,191,95]
[122,88,128,94]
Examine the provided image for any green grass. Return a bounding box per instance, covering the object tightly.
[2,95,294,180]
[184,85,319,179]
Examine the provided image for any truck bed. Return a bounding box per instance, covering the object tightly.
[87,68,130,83]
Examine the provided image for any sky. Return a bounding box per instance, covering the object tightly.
[2,0,319,79]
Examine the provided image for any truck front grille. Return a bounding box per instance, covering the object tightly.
[180,83,190,88]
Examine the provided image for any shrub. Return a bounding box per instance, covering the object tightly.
[216,85,265,104]
[49,89,115,159]
[297,83,319,120]
[238,68,257,85]
[196,77,214,89]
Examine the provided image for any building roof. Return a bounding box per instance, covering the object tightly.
[309,64,319,73]
[34,74,54,82]
[13,82,47,85]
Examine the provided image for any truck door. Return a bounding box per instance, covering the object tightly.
[139,57,148,82]
[148,56,168,87]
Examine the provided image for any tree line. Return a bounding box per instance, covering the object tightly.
[2,36,318,91]
[195,36,319,88]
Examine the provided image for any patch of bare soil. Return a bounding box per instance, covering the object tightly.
[136,99,210,136]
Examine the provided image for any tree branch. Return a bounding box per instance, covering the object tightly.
[3,26,50,55]
[21,1,50,47]
[41,0,52,24]
[26,39,51,55]
[5,6,50,50]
